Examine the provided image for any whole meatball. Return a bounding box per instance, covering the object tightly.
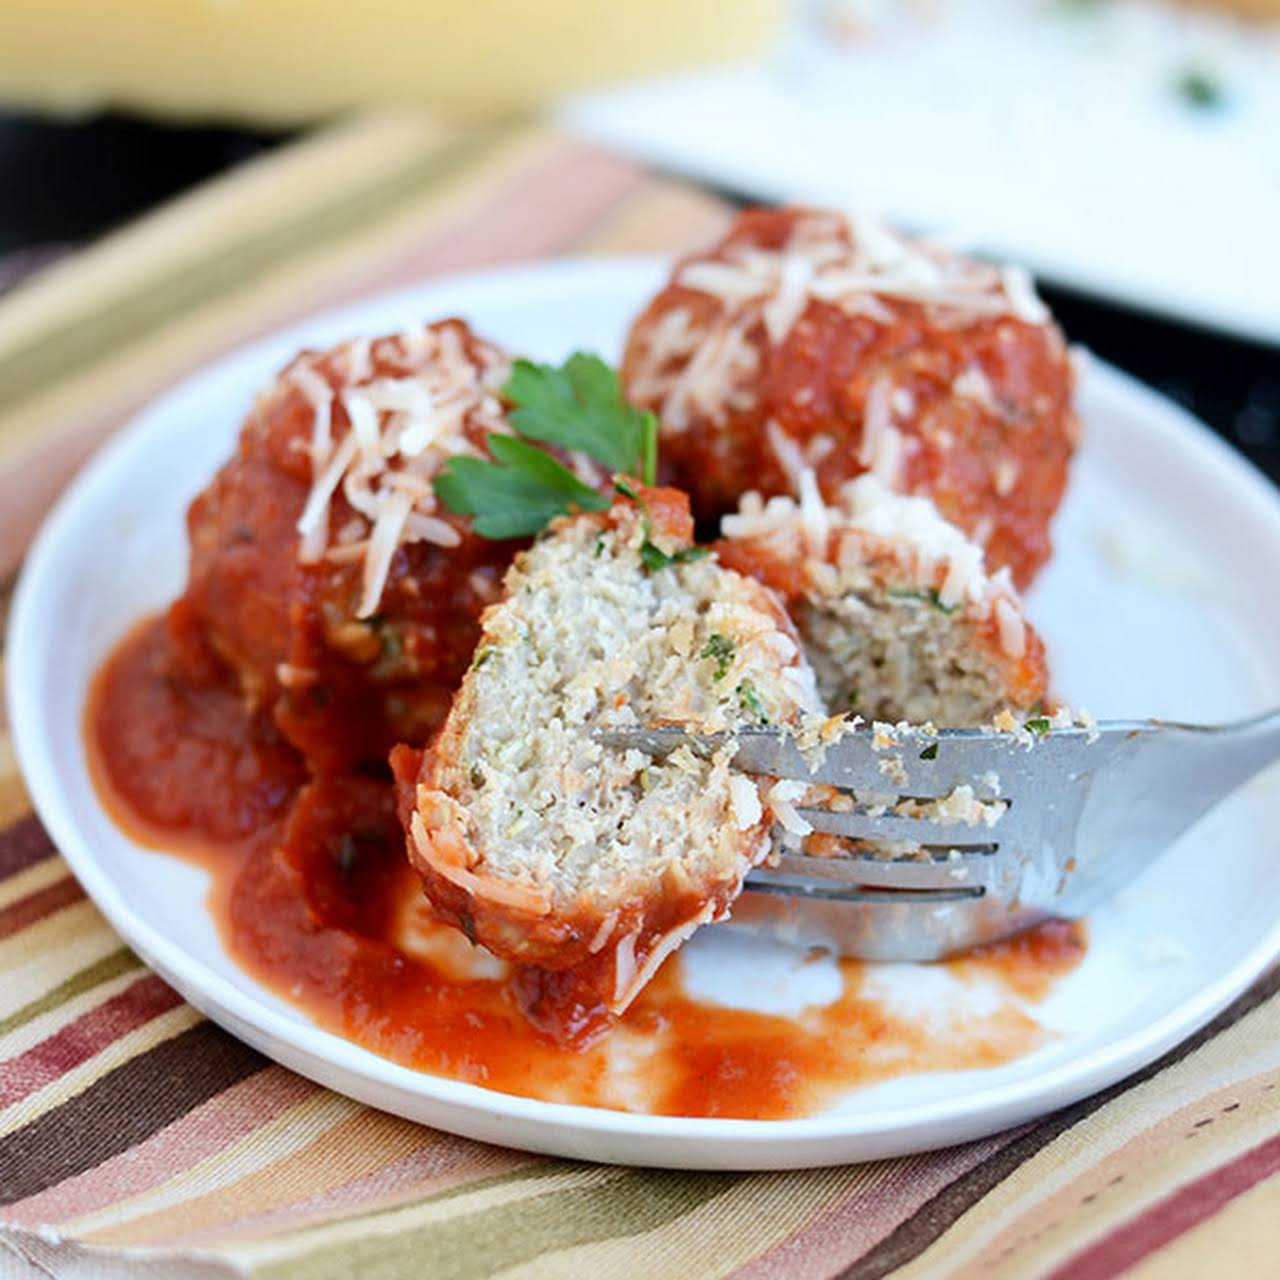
[622,207,1079,587]
[171,319,522,772]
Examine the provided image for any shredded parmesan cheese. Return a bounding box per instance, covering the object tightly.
[630,210,1050,438]
[284,324,510,616]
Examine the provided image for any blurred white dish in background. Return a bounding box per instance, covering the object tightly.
[563,0,1280,345]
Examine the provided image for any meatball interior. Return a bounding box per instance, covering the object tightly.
[397,486,821,1039]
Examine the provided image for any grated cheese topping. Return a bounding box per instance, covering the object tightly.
[630,209,1050,434]
[283,322,511,618]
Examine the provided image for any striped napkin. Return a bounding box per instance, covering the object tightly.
[2,112,1279,1280]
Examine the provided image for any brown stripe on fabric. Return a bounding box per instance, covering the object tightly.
[2,1067,317,1227]
[0,1021,267,1205]
[0,815,56,882]
[0,973,181,1108]
[1045,1131,1280,1280]
[838,964,1280,1280]
[0,874,83,942]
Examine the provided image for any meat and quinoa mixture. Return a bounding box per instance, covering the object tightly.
[718,473,1048,726]
[623,206,1079,587]
[394,486,821,1039]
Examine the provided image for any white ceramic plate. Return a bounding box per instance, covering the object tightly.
[8,258,1280,1170]
[563,0,1280,345]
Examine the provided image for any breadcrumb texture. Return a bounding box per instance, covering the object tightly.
[718,474,1048,726]
[401,487,820,1040]
[622,205,1079,588]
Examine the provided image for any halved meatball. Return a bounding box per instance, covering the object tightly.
[394,486,820,1041]
[622,206,1079,588]
[717,473,1048,726]
[171,319,535,771]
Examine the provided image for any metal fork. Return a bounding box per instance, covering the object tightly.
[597,711,1280,961]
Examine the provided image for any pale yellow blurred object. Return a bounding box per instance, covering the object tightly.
[0,0,784,124]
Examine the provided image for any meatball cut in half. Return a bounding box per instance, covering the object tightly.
[174,319,538,771]
[398,485,820,1037]
[623,206,1079,588]
[717,473,1048,726]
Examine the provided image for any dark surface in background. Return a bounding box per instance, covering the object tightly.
[2,113,1277,484]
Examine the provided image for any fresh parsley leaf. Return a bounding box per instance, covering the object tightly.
[613,476,639,501]
[737,679,768,723]
[699,633,736,681]
[919,742,939,760]
[504,354,657,481]
[1025,716,1052,737]
[434,434,609,539]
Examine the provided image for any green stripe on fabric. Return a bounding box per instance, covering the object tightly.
[260,1167,736,1280]
[0,947,141,1040]
[0,121,518,416]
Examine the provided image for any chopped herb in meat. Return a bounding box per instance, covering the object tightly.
[736,679,768,722]
[699,633,736,681]
[638,539,708,571]
[887,586,958,615]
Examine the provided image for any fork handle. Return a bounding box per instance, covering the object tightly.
[1166,707,1280,796]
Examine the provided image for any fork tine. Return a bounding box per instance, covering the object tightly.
[597,712,1280,961]
[760,851,992,891]
[594,723,1109,798]
[795,807,1001,847]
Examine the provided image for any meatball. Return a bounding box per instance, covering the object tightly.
[395,486,820,1041]
[717,473,1049,726]
[172,319,524,772]
[622,207,1079,588]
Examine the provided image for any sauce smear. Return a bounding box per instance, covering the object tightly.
[87,614,1086,1120]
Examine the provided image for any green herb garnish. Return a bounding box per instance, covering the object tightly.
[700,633,736,681]
[737,680,768,723]
[1177,67,1224,110]
[919,742,939,760]
[435,434,609,539]
[505,354,657,482]
[1025,716,1052,737]
[435,352,654,538]
[472,645,497,670]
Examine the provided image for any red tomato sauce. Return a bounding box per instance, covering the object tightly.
[87,615,1086,1121]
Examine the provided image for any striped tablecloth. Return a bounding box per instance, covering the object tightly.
[2,113,1280,1280]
